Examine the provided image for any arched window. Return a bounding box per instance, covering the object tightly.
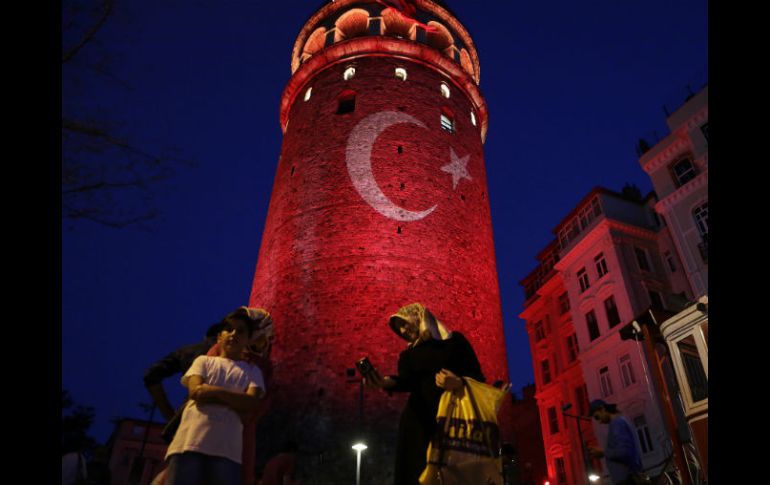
[395,67,407,81]
[343,66,356,81]
[440,82,450,99]
[693,201,708,238]
[337,90,356,115]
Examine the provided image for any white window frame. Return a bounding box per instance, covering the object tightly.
[578,268,590,293]
[594,252,608,278]
[672,157,697,186]
[599,366,614,397]
[693,201,708,237]
[619,354,636,388]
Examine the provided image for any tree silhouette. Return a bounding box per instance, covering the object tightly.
[62,0,193,228]
[61,389,98,453]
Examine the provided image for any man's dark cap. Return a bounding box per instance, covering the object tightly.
[588,399,611,416]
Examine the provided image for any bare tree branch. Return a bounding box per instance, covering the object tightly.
[62,0,116,64]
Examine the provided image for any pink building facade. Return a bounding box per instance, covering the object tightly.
[521,187,691,484]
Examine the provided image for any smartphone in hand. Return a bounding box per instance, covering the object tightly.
[355,357,380,380]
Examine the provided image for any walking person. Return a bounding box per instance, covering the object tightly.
[587,399,645,485]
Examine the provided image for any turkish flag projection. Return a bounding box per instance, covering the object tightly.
[376,0,438,32]
[250,53,509,435]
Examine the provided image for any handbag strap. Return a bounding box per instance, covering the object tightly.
[461,377,497,458]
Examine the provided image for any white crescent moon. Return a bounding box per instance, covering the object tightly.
[346,111,437,221]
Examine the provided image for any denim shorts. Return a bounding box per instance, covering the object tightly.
[165,451,241,485]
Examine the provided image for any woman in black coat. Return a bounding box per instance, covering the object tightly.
[366,303,485,485]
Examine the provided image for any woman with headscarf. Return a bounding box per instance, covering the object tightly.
[365,303,485,485]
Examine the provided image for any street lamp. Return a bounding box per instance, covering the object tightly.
[352,442,368,485]
[561,403,593,485]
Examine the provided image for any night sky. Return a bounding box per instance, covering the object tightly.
[62,0,708,444]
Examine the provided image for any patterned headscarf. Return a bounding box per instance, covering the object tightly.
[388,302,451,348]
[231,306,274,358]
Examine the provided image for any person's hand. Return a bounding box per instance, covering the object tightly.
[190,384,218,403]
[587,446,604,459]
[435,369,463,393]
[364,372,395,390]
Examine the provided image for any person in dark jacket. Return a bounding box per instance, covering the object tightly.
[587,399,644,484]
[143,322,225,421]
[366,303,485,485]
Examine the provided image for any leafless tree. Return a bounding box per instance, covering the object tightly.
[62,0,193,228]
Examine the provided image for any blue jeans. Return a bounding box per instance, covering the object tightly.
[166,451,241,485]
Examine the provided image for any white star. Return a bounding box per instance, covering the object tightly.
[441,147,472,190]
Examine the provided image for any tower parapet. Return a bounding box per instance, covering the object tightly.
[283,0,488,140]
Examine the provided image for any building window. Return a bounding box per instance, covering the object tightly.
[648,290,665,310]
[395,67,407,81]
[634,247,651,272]
[534,320,546,342]
[619,354,637,387]
[576,384,589,416]
[586,310,600,341]
[665,251,677,272]
[677,335,708,402]
[578,267,590,293]
[558,292,570,314]
[541,359,552,385]
[693,202,708,238]
[700,123,709,143]
[604,295,621,328]
[303,86,312,101]
[440,111,455,133]
[633,415,655,454]
[343,66,356,81]
[470,110,477,126]
[547,407,559,434]
[671,157,698,187]
[566,334,578,363]
[599,366,614,397]
[440,82,450,98]
[594,252,608,278]
[555,457,567,484]
[337,92,356,114]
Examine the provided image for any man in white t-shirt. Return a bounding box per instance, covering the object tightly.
[164,308,266,485]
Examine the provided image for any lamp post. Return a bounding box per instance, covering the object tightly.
[352,443,367,485]
[561,403,593,485]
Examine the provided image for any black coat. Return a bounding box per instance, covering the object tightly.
[388,332,484,485]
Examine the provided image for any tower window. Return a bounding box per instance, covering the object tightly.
[440,113,454,133]
[337,91,356,114]
[470,110,477,126]
[395,67,407,81]
[303,87,312,102]
[343,66,356,81]
[440,82,450,98]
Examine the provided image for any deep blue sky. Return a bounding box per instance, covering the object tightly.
[62,0,707,444]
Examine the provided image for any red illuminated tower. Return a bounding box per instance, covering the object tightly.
[249,1,510,481]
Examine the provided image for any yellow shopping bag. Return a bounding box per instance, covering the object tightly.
[419,377,507,485]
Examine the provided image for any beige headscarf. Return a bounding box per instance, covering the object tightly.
[389,302,452,348]
[232,306,274,358]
